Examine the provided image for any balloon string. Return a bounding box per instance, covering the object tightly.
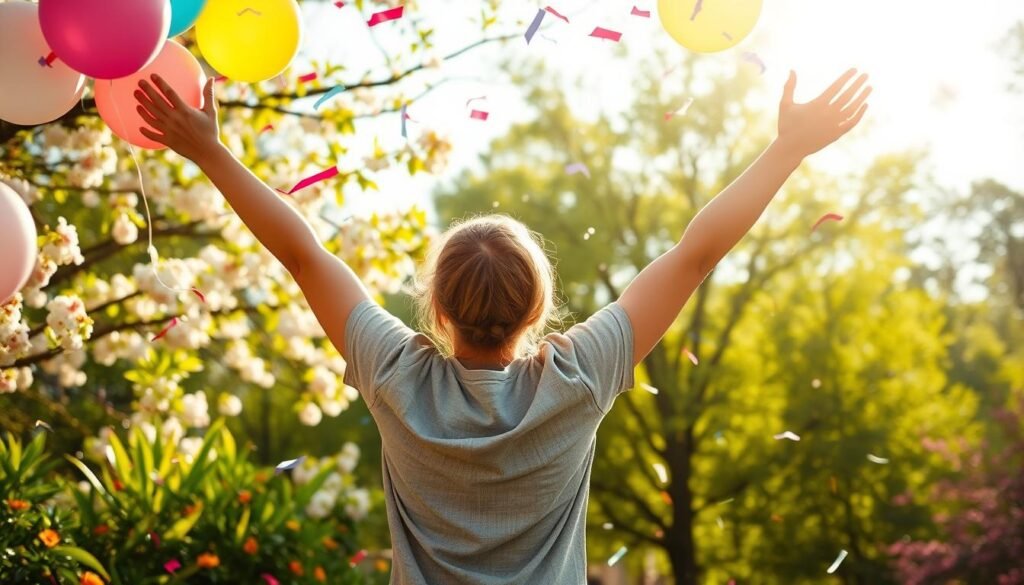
[106,80,191,297]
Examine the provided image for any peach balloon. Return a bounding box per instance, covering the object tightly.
[95,40,205,149]
[0,182,38,305]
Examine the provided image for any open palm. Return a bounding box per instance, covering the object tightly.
[778,68,871,157]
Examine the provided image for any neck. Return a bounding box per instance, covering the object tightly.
[453,343,514,370]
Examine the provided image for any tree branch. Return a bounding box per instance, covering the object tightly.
[591,478,668,531]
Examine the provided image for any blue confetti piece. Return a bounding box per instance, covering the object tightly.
[274,455,306,474]
[524,8,546,45]
[314,85,346,110]
[401,104,408,138]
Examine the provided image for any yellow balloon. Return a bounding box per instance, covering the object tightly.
[196,0,301,82]
[658,0,762,53]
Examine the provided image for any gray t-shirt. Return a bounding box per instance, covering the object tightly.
[343,300,634,585]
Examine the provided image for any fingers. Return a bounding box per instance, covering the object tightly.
[137,79,172,117]
[831,73,869,109]
[139,126,169,145]
[839,103,869,134]
[136,105,162,129]
[840,85,872,118]
[201,78,217,118]
[150,74,188,110]
[782,70,797,105]
[817,68,858,104]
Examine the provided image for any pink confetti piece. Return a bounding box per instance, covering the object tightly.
[741,51,767,74]
[259,124,274,134]
[149,531,162,548]
[261,575,280,585]
[349,549,368,567]
[151,317,179,342]
[630,5,650,17]
[664,97,694,120]
[190,288,206,303]
[469,109,489,121]
[543,5,570,22]
[38,51,57,68]
[565,162,590,178]
[333,1,345,6]
[683,348,699,365]
[298,72,318,84]
[276,166,340,195]
[811,212,844,232]
[590,27,622,42]
[524,8,546,44]
[214,75,228,82]
[367,5,404,27]
[164,559,181,574]
[773,431,801,441]
[275,455,306,474]
[690,0,703,20]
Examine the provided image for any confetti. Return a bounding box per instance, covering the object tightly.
[607,546,628,566]
[602,522,613,530]
[214,75,228,83]
[237,7,262,16]
[314,85,346,110]
[261,575,280,585]
[149,531,161,548]
[465,95,487,108]
[540,34,558,43]
[191,288,206,303]
[690,0,703,20]
[653,462,668,484]
[151,317,179,342]
[164,559,181,574]
[367,5,404,27]
[276,166,340,195]
[665,97,695,120]
[275,456,306,474]
[34,420,54,432]
[659,491,673,505]
[590,27,622,42]
[333,1,345,6]
[544,5,570,22]
[38,51,57,68]
[826,549,848,574]
[811,212,844,232]
[298,72,318,84]
[565,162,590,178]
[349,549,368,567]
[867,454,890,464]
[400,104,409,138]
[773,431,801,441]
[631,6,650,17]
[259,124,274,134]
[741,51,766,75]
[722,32,734,41]
[682,348,699,365]
[639,382,659,395]
[469,109,489,121]
[716,516,725,529]
[524,8,546,44]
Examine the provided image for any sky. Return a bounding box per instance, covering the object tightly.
[292,0,1024,222]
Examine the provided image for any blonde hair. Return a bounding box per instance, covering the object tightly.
[414,214,558,358]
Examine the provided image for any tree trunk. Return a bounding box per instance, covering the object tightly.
[664,427,699,585]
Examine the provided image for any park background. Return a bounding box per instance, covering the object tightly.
[2,0,1023,583]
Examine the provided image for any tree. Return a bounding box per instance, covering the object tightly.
[435,60,977,584]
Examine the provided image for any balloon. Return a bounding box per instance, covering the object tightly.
[658,0,762,53]
[196,0,301,82]
[0,3,85,125]
[0,182,38,306]
[39,0,170,79]
[169,0,207,37]
[95,40,205,149]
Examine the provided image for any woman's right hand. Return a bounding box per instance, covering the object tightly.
[134,75,221,161]
[776,68,871,159]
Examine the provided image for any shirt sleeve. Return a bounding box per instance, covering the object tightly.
[342,300,418,407]
[564,302,635,414]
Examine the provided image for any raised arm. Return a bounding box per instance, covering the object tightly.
[618,68,871,365]
[135,75,370,355]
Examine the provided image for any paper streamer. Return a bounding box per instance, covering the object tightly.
[276,166,340,195]
[741,51,767,74]
[590,27,622,42]
[275,456,306,474]
[367,5,404,27]
[565,162,590,178]
[38,51,57,68]
[682,348,699,365]
[544,5,569,22]
[664,97,694,120]
[607,546,628,567]
[867,454,890,464]
[811,212,844,232]
[314,85,346,110]
[469,109,489,121]
[773,431,801,441]
[524,8,546,44]
[826,550,848,574]
[191,288,206,303]
[298,72,318,84]
[639,383,659,395]
[631,6,650,17]
[151,317,179,342]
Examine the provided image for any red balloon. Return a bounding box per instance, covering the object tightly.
[39,0,170,80]
[95,40,205,149]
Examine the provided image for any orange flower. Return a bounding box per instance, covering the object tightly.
[6,499,30,511]
[243,536,259,555]
[285,520,300,532]
[375,560,390,572]
[313,566,326,582]
[321,536,339,550]
[288,560,304,576]
[93,524,110,536]
[80,571,104,585]
[237,490,252,505]
[38,529,61,548]
[197,553,220,569]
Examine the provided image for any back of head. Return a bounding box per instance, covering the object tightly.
[415,214,556,357]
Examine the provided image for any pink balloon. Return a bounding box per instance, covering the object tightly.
[0,182,38,305]
[39,0,170,80]
[95,40,205,150]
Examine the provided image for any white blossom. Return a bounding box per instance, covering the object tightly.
[180,391,211,428]
[305,489,337,519]
[46,295,93,351]
[344,487,371,520]
[112,213,139,245]
[298,401,323,426]
[218,393,243,417]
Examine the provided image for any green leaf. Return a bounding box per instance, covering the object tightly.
[64,456,107,496]
[164,501,203,540]
[52,546,110,580]
[235,506,251,544]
